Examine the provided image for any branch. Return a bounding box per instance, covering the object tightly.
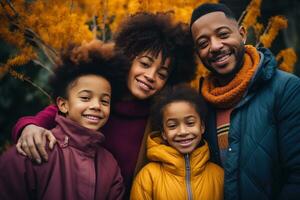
[32,59,54,75]
[9,69,52,103]
[255,22,271,48]
[238,10,247,26]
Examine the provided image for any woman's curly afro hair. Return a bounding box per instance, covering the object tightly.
[114,12,197,86]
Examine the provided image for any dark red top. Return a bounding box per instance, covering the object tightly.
[2,114,124,200]
[11,100,150,198]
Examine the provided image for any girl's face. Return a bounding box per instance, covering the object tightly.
[162,101,204,154]
[127,51,171,100]
[57,75,111,131]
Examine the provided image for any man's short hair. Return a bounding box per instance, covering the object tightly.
[190,3,236,26]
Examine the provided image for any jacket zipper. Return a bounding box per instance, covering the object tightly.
[184,154,193,200]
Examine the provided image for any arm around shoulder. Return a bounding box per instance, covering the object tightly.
[11,105,58,142]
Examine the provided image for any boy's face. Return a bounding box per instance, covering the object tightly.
[57,74,111,131]
[127,51,170,99]
[162,101,204,154]
[191,12,246,76]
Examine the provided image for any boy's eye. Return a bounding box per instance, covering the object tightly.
[80,96,90,101]
[101,99,110,106]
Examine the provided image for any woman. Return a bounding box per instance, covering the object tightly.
[12,12,197,198]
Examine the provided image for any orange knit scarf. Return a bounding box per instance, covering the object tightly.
[201,45,260,109]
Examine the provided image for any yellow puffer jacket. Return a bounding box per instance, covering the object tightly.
[130,132,224,200]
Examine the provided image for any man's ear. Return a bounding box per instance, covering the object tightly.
[56,96,68,114]
[239,26,247,44]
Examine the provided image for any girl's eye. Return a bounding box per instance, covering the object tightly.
[166,123,177,129]
[187,121,195,126]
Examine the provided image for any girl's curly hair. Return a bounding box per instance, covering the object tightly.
[150,84,208,132]
[114,12,197,86]
[49,42,130,103]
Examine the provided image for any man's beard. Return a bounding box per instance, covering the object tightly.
[203,43,246,79]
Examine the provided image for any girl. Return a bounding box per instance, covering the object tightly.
[11,12,197,198]
[130,85,224,200]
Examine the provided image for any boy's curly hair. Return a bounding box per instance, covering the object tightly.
[150,84,208,132]
[114,12,197,86]
[49,42,129,103]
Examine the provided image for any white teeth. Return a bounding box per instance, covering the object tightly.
[85,115,100,121]
[137,80,151,91]
[177,138,194,144]
[216,54,229,62]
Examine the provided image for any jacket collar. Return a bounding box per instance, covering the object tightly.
[52,114,105,157]
[146,132,210,176]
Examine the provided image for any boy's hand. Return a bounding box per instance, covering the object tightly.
[16,124,56,164]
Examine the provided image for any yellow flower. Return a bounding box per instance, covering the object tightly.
[276,48,297,73]
[259,15,288,48]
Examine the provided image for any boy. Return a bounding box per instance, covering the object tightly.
[0,43,125,200]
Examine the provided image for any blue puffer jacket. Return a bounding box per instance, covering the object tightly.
[204,48,300,200]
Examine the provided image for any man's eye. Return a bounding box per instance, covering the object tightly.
[198,41,208,49]
[219,32,229,39]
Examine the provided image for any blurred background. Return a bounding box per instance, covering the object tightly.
[1,0,299,153]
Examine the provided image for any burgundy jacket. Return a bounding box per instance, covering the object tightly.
[12,100,150,198]
[2,115,124,200]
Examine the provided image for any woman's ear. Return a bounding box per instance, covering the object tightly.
[56,96,69,114]
[200,123,205,135]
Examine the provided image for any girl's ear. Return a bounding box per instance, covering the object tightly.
[161,130,167,140]
[56,97,69,114]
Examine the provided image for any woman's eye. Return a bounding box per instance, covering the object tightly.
[158,71,168,80]
[140,61,150,68]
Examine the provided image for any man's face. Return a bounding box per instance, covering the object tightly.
[191,12,246,76]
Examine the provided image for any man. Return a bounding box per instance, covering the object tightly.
[190,3,300,200]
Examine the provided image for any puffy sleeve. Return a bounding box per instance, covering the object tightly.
[276,74,300,199]
[0,147,35,200]
[130,164,154,200]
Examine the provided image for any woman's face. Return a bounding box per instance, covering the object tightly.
[127,51,171,99]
